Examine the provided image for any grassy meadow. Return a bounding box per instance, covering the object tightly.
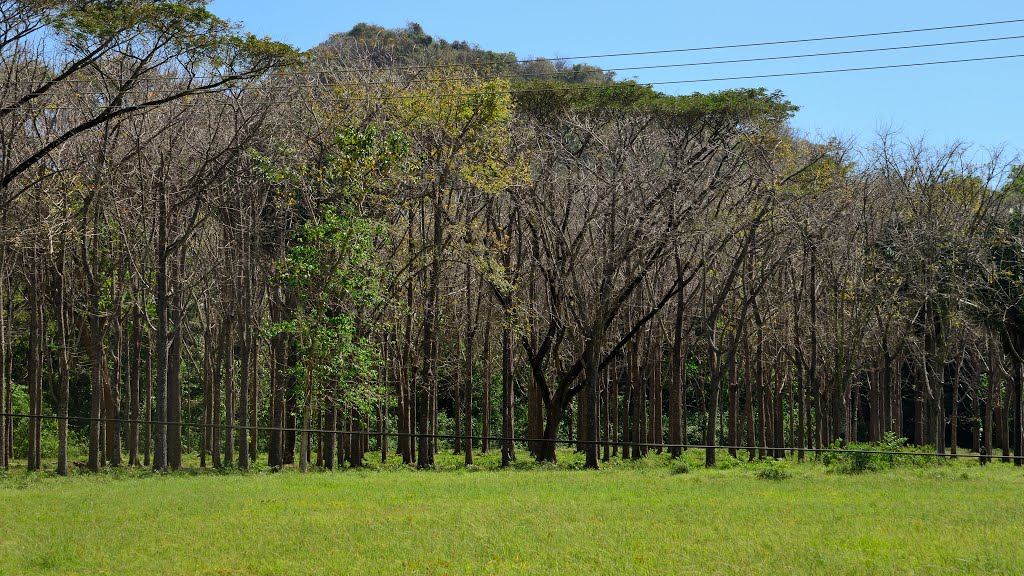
[0,449,1021,575]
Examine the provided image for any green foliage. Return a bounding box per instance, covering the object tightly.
[671,460,690,475]
[653,87,797,127]
[9,384,52,460]
[755,459,791,481]
[264,125,413,416]
[823,432,941,474]
[1005,165,1024,198]
[716,454,741,470]
[47,0,296,69]
[273,205,383,395]
[51,1,229,43]
[8,384,86,462]
[435,412,456,445]
[514,81,795,131]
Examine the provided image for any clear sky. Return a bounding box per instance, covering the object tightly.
[208,1,1023,154]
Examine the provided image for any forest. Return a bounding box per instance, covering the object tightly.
[2,1,1024,479]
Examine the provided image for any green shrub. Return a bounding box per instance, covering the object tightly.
[671,461,690,475]
[824,432,942,474]
[824,439,883,473]
[755,459,791,480]
[716,455,740,470]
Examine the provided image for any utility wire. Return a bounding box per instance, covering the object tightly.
[0,412,1015,461]
[6,52,1023,112]
[314,17,1024,73]
[646,52,1024,86]
[6,16,1024,86]
[10,32,1024,95]
[509,33,1024,80]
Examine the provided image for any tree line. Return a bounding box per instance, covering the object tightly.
[1,2,1022,475]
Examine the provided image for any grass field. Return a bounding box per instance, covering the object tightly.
[0,449,1022,575]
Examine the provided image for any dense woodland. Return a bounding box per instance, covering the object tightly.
[1,1,1023,476]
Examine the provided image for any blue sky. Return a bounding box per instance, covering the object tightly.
[208,1,1023,153]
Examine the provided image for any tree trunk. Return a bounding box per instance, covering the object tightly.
[283,385,296,465]
[236,274,250,470]
[27,261,43,472]
[669,293,684,458]
[971,349,981,454]
[324,384,336,470]
[167,252,184,470]
[144,335,153,467]
[268,291,285,469]
[348,408,365,468]
[299,366,312,473]
[0,278,6,470]
[200,327,212,468]
[55,268,70,476]
[463,275,476,466]
[527,364,543,458]
[950,352,963,455]
[1000,373,1011,463]
[223,314,235,467]
[128,305,142,466]
[417,193,443,469]
[745,340,756,460]
[583,337,601,469]
[501,317,515,467]
[1015,358,1023,466]
[106,307,122,467]
[481,314,492,454]
[727,345,739,459]
[236,328,250,470]
[598,366,606,461]
[652,343,663,454]
[705,344,722,468]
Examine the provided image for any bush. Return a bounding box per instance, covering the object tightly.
[671,461,690,475]
[823,439,883,473]
[823,432,941,474]
[755,459,791,480]
[716,455,740,470]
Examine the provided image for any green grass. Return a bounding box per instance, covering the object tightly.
[0,449,1022,575]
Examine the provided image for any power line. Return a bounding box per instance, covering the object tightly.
[6,52,1022,112]
[7,16,1024,87]
[0,411,1011,460]
[10,32,1024,95]
[648,52,1024,86]
[317,17,1024,74]
[529,33,1024,78]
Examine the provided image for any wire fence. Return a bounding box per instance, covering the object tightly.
[0,411,1018,462]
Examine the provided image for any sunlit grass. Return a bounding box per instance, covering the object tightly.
[0,448,1021,574]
